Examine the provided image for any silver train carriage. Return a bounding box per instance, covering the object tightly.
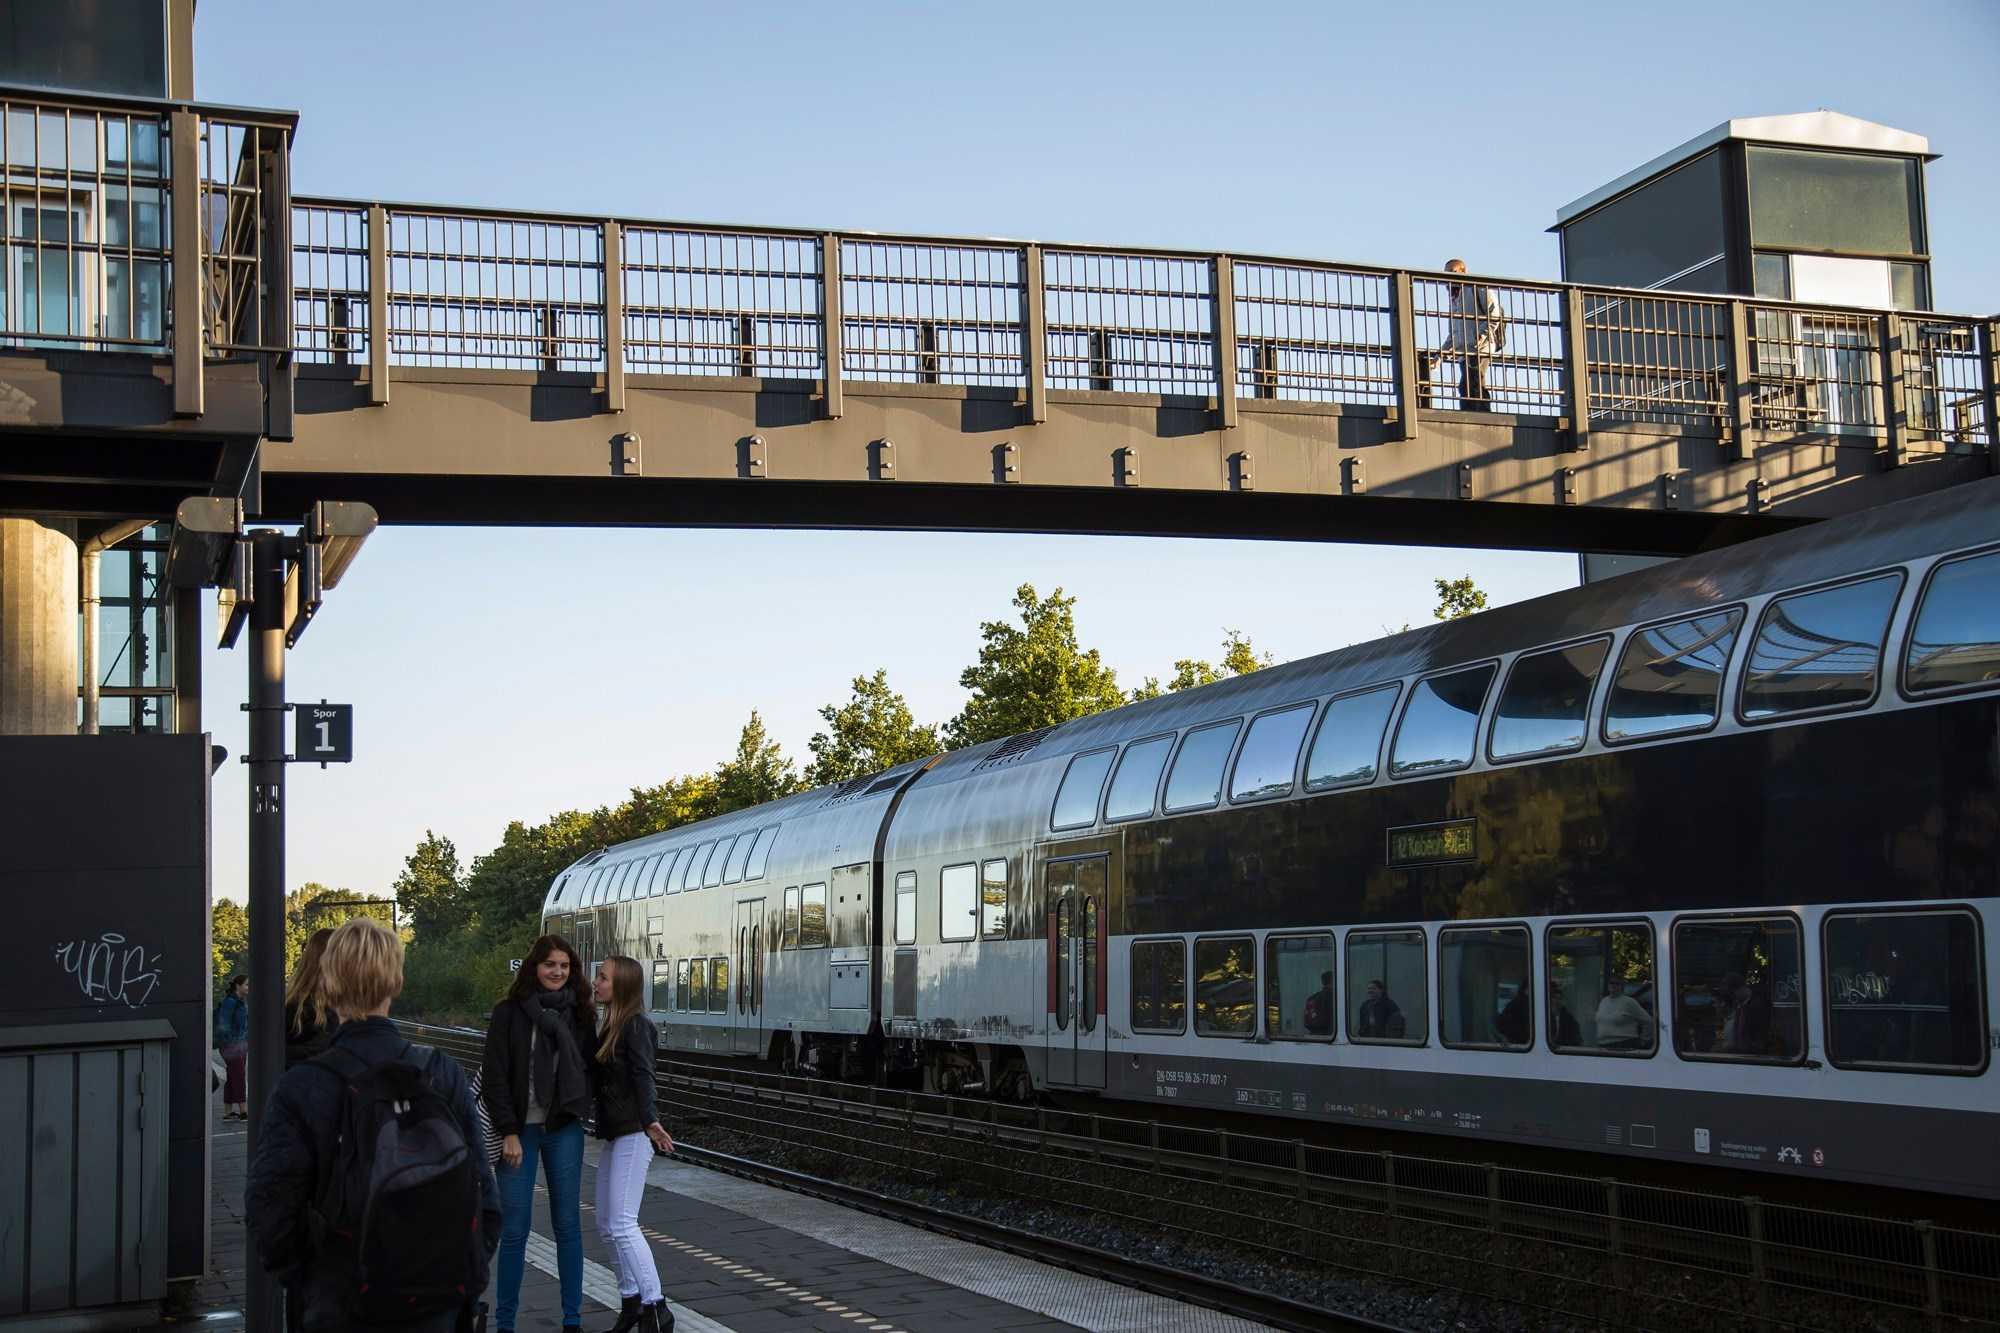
[544,477,2000,1199]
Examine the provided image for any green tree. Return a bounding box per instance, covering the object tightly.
[1130,629,1274,702]
[1433,576,1489,621]
[709,711,801,813]
[392,831,468,939]
[804,669,940,787]
[946,584,1125,747]
[211,897,248,991]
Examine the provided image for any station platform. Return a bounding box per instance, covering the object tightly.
[184,1087,1267,1333]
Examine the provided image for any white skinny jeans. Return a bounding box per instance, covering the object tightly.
[595,1134,662,1302]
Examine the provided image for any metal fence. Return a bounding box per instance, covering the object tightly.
[283,198,2000,460]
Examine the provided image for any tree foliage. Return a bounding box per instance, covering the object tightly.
[392,830,467,939]
[1130,629,1275,702]
[946,584,1125,747]
[709,711,801,813]
[1433,576,1488,621]
[804,669,940,787]
[211,898,248,991]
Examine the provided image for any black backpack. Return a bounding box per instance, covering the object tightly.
[308,1043,485,1324]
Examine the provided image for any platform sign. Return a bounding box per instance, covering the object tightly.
[296,702,354,765]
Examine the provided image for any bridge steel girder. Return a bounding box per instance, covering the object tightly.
[255,368,1987,555]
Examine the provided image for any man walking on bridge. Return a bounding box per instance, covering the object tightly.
[1423,258,1505,410]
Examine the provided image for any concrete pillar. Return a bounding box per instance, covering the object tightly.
[0,516,79,735]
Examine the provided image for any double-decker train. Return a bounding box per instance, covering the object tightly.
[542,478,1999,1198]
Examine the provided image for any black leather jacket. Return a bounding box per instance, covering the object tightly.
[592,1013,660,1140]
[480,995,596,1136]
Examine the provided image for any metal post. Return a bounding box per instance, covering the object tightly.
[1916,1220,1942,1330]
[1979,320,1999,476]
[1089,330,1113,392]
[169,109,203,418]
[1726,299,1754,462]
[1745,1195,1772,1333]
[819,233,843,419]
[918,320,939,385]
[539,302,560,376]
[1022,244,1047,425]
[1214,255,1239,429]
[1562,286,1590,452]
[1389,271,1419,441]
[603,220,625,413]
[244,529,288,1333]
[261,132,294,443]
[1882,310,1907,468]
[366,204,389,405]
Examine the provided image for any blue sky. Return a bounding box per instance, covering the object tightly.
[194,0,2000,902]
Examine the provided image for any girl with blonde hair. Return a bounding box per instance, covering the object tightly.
[284,927,337,1068]
[590,955,673,1333]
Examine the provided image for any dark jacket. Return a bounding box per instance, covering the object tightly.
[592,1013,660,1140]
[244,1016,502,1333]
[213,993,248,1048]
[481,994,596,1137]
[283,1001,336,1069]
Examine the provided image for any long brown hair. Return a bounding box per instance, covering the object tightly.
[286,927,335,1034]
[507,934,590,1010]
[596,955,644,1062]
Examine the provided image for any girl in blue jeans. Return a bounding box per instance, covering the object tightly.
[482,935,597,1333]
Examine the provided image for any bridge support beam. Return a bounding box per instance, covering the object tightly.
[0,517,79,735]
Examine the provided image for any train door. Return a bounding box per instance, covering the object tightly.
[731,899,764,1055]
[572,917,597,977]
[1043,856,1107,1089]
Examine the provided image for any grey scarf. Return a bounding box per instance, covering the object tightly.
[519,989,591,1122]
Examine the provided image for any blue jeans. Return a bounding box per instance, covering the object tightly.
[493,1119,584,1329]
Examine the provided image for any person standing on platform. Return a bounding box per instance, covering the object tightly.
[483,936,595,1333]
[284,928,338,1069]
[590,956,676,1333]
[1421,258,1505,410]
[214,974,250,1120]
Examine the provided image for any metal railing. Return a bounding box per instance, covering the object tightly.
[283,196,2000,462]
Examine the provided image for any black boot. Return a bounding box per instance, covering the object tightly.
[599,1295,641,1333]
[639,1301,671,1333]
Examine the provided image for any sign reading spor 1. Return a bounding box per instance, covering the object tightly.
[295,701,355,766]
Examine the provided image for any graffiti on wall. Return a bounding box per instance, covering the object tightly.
[54,932,164,1009]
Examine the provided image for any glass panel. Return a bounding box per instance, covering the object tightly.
[1163,719,1243,812]
[649,851,678,896]
[1194,936,1255,1037]
[1346,931,1427,1042]
[1753,252,1792,299]
[894,871,917,945]
[1265,933,1335,1041]
[1081,897,1098,1033]
[676,959,690,1012]
[1491,640,1609,760]
[688,958,707,1014]
[1562,150,1729,288]
[1051,748,1116,830]
[1231,704,1315,801]
[1130,939,1186,1033]
[1439,926,1532,1049]
[703,837,736,888]
[981,860,1008,938]
[723,832,756,884]
[799,884,828,948]
[1748,147,1923,256]
[782,887,800,949]
[744,825,780,879]
[1604,610,1744,742]
[1742,575,1900,719]
[1390,664,1496,777]
[1548,922,1658,1054]
[1104,735,1173,822]
[1672,917,1805,1062]
[940,864,977,943]
[1906,550,2000,693]
[652,960,673,1012]
[1055,897,1072,1030]
[680,842,712,891]
[1889,261,1929,312]
[1825,912,1985,1071]
[1304,685,1397,790]
[583,868,604,904]
[709,956,729,1013]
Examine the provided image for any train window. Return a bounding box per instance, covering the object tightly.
[703,836,736,889]
[1130,939,1187,1034]
[679,842,711,892]
[782,886,801,949]
[893,871,916,945]
[1824,910,1987,1073]
[1265,933,1335,1042]
[799,883,829,948]
[709,955,729,1014]
[1051,748,1116,830]
[981,859,1008,938]
[723,832,756,884]
[1231,703,1316,803]
[1164,719,1244,813]
[940,864,977,943]
[744,825,781,880]
[628,856,659,902]
[1603,608,1744,743]
[651,960,672,1012]
[1742,573,1902,721]
[1439,925,1532,1050]
[1390,664,1497,778]
[1490,638,1610,761]
[1346,930,1428,1044]
[675,959,689,1012]
[1671,916,1805,1063]
[1193,936,1256,1037]
[1904,548,2000,696]
[687,958,706,1014]
[1547,922,1658,1056]
[650,851,679,897]
[1104,734,1173,823]
[1303,685,1398,791]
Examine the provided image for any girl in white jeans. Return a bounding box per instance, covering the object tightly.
[591,957,675,1333]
